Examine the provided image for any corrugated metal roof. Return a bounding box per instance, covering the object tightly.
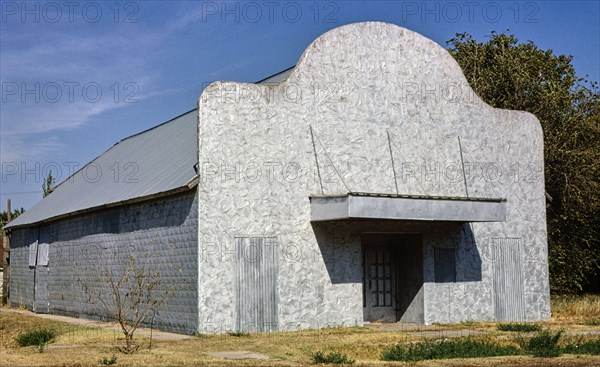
[255,66,294,84]
[7,110,198,228]
[348,192,506,202]
[6,67,296,229]
[310,192,505,202]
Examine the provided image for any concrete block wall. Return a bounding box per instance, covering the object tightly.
[9,190,198,334]
[8,227,37,309]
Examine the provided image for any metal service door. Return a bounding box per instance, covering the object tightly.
[236,237,278,333]
[493,238,525,321]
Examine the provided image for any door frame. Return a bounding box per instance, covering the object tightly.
[361,233,424,323]
[362,243,396,322]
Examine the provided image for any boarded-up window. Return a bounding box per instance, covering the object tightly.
[28,241,38,267]
[235,237,278,333]
[434,247,456,283]
[37,243,49,266]
[28,241,49,267]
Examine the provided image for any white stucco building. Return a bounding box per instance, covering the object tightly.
[6,22,550,334]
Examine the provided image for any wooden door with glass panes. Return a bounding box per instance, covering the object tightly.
[363,244,396,322]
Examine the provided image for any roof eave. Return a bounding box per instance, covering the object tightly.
[4,185,196,231]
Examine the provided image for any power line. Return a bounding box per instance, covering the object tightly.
[0,191,41,195]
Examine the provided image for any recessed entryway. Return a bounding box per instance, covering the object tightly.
[362,233,423,323]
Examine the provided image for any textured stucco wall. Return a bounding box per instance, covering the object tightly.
[198,22,549,329]
[9,190,198,334]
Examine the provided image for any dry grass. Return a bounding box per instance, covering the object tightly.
[1,300,600,367]
[552,294,600,324]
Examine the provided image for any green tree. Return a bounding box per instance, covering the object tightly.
[447,32,600,293]
[42,170,55,197]
[0,208,25,235]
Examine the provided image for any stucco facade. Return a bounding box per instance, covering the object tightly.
[197,22,549,331]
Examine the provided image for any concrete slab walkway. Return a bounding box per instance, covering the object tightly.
[365,322,485,338]
[208,351,271,360]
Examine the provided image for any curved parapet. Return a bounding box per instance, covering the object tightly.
[197,22,549,330]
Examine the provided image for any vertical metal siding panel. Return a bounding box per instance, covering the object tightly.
[250,238,255,331]
[493,239,525,321]
[508,244,515,320]
[257,237,263,332]
[494,240,505,321]
[493,258,500,320]
[269,237,277,332]
[264,237,269,332]
[236,237,242,331]
[236,237,278,333]
[512,240,525,321]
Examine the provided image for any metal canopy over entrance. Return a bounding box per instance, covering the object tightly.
[310,192,506,223]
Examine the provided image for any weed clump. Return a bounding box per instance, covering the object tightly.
[99,355,118,365]
[518,329,563,358]
[381,338,520,361]
[227,331,250,337]
[15,329,56,348]
[312,351,355,364]
[498,323,542,332]
[563,338,600,355]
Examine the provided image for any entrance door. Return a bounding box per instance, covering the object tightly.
[32,242,50,314]
[363,244,396,322]
[362,234,423,323]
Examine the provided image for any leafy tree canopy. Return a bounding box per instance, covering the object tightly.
[0,208,25,235]
[43,170,55,198]
[447,31,599,293]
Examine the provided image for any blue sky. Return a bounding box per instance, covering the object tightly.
[1,0,599,211]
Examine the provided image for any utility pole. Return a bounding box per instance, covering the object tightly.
[2,199,11,305]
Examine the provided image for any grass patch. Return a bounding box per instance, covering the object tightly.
[3,309,600,366]
[381,338,521,361]
[552,294,600,321]
[582,319,600,326]
[456,320,479,327]
[518,329,563,358]
[99,354,118,365]
[312,351,355,364]
[15,329,56,347]
[498,323,542,332]
[227,331,250,337]
[563,338,600,355]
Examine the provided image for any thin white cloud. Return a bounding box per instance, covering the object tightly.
[0,135,64,163]
[0,0,241,164]
[0,24,160,162]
